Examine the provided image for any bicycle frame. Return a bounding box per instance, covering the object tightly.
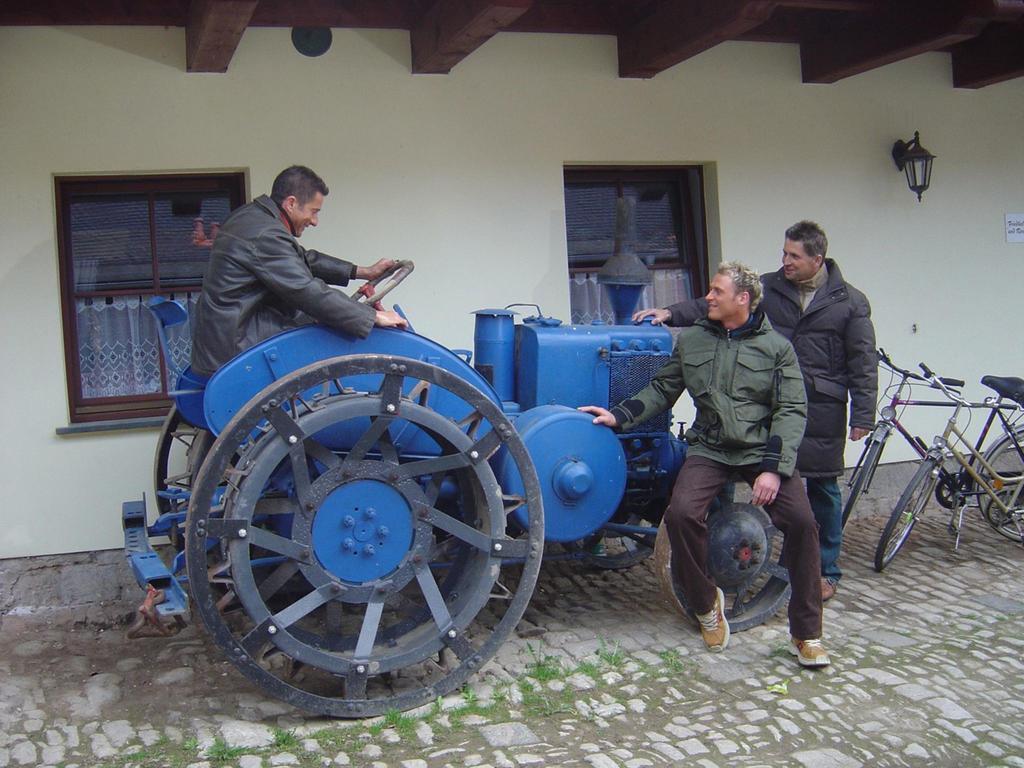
[849,355,1014,501]
[848,372,958,494]
[871,359,1024,571]
[930,400,1024,522]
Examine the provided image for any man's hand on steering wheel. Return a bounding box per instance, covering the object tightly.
[352,260,415,306]
[355,258,396,281]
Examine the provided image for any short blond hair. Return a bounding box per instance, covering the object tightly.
[717,261,762,311]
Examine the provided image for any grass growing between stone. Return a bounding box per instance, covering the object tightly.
[84,645,665,768]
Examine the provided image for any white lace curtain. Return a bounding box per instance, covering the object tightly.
[75,294,198,399]
[569,268,694,325]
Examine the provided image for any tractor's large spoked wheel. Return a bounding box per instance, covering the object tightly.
[186,355,543,717]
[154,406,211,517]
[654,503,790,632]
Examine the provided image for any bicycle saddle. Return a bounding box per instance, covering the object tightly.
[981,375,1024,406]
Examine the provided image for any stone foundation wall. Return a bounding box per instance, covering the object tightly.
[0,548,142,631]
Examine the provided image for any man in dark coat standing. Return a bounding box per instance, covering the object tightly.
[191,165,408,377]
[633,221,877,601]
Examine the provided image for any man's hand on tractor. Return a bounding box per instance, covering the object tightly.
[374,309,408,329]
[632,307,671,325]
[355,258,397,281]
[578,405,618,428]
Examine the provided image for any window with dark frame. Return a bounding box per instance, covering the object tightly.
[55,173,246,423]
[563,167,709,325]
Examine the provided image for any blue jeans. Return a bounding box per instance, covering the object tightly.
[806,477,843,583]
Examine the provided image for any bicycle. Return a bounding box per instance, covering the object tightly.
[874,364,1024,572]
[842,349,968,527]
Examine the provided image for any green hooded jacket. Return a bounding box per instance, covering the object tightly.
[610,310,807,477]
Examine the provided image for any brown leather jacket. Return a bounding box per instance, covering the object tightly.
[190,195,375,376]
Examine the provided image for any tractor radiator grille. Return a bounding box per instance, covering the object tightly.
[609,353,672,433]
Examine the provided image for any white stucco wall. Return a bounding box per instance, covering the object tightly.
[1,26,1022,558]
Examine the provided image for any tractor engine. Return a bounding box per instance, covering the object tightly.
[473,308,685,545]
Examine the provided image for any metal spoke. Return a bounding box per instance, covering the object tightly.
[272,585,333,629]
[414,562,455,635]
[501,494,527,514]
[456,409,484,439]
[421,504,492,553]
[377,428,400,465]
[257,561,300,601]
[353,599,385,660]
[395,452,471,480]
[240,621,273,657]
[423,474,444,505]
[470,430,502,460]
[247,527,312,563]
[407,378,431,406]
[325,600,345,651]
[289,446,313,508]
[302,438,341,471]
[345,416,394,464]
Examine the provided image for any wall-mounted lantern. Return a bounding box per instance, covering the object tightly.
[892,131,935,202]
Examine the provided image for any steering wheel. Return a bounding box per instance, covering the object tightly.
[352,260,415,305]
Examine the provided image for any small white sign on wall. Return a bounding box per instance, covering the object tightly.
[1007,214,1024,243]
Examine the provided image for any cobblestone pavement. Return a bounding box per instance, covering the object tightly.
[2,509,1023,768]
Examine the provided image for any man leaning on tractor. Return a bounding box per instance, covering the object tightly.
[580,261,830,668]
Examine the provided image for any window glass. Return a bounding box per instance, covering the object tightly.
[154,192,231,287]
[564,169,707,326]
[56,173,245,422]
[70,196,153,292]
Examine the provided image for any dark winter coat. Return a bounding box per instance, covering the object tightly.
[190,195,376,376]
[665,260,877,477]
[611,311,807,478]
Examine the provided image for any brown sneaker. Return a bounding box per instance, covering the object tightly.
[821,578,837,602]
[696,587,730,652]
[790,637,831,668]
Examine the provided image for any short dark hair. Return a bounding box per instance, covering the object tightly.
[784,220,828,259]
[270,166,329,206]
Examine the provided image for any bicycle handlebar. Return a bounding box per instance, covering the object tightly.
[915,362,970,405]
[877,348,964,390]
[878,348,928,382]
[918,362,966,389]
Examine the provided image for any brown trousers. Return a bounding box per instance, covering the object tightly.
[665,455,823,640]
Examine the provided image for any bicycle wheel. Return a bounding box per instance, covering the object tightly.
[842,434,886,528]
[979,426,1024,542]
[874,457,939,572]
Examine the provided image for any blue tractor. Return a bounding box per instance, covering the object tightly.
[123,258,790,717]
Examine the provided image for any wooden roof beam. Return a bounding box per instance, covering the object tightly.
[952,20,1024,87]
[411,0,534,74]
[186,0,259,73]
[799,0,1013,84]
[618,0,779,79]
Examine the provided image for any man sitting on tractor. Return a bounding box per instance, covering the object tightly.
[580,261,829,668]
[191,165,407,378]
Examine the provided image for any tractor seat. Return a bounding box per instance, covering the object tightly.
[147,296,209,430]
